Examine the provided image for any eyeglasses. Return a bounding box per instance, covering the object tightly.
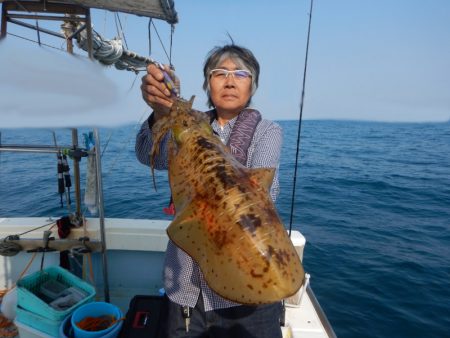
[209,69,252,80]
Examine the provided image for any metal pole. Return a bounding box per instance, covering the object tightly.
[7,18,65,39]
[0,144,88,153]
[93,128,110,302]
[1,3,7,39]
[71,129,82,219]
[66,37,74,54]
[85,8,93,59]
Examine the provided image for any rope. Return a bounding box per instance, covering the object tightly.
[76,27,124,65]
[0,239,22,257]
[0,251,37,298]
[0,314,17,338]
[17,252,38,281]
[288,0,314,236]
[8,18,172,73]
[0,220,56,257]
[159,0,178,24]
[75,25,156,72]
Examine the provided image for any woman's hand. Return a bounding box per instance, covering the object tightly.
[141,63,179,117]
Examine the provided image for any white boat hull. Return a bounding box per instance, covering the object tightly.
[0,217,335,338]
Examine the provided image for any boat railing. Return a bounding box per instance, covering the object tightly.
[0,127,111,301]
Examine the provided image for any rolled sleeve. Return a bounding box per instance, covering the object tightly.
[135,115,170,170]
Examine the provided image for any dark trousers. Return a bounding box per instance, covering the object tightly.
[162,294,283,338]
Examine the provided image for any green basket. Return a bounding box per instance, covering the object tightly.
[17,266,96,321]
[16,306,65,337]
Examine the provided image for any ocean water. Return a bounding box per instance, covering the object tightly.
[1,120,449,338]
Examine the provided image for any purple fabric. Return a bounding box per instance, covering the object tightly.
[206,109,262,165]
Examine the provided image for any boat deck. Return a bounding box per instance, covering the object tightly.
[0,217,335,338]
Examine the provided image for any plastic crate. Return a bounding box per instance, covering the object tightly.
[14,318,53,338]
[17,266,96,321]
[15,307,62,337]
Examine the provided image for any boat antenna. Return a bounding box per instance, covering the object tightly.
[288,0,314,236]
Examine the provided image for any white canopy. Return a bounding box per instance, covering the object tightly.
[0,0,178,23]
[61,0,177,22]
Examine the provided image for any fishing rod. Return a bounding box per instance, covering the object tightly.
[288,0,314,236]
[280,0,314,327]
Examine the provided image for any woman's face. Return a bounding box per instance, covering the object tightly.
[209,58,252,116]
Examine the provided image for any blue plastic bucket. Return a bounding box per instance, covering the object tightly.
[70,302,123,338]
[59,314,72,338]
[61,312,124,338]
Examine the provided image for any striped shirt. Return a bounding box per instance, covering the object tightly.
[135,111,282,311]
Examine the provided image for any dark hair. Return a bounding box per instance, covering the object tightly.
[202,44,260,108]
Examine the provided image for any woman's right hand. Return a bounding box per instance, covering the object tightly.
[140,63,178,116]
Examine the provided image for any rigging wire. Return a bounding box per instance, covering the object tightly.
[148,18,153,57]
[169,24,175,66]
[11,0,43,47]
[35,19,41,45]
[12,0,29,12]
[114,12,128,50]
[288,0,314,236]
[150,20,172,63]
[146,18,175,67]
[6,32,70,52]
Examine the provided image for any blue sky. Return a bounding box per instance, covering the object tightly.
[1,0,449,127]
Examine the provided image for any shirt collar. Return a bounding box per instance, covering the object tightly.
[211,115,239,144]
[211,114,238,130]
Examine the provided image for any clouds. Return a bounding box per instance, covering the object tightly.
[1,1,449,124]
[0,39,146,128]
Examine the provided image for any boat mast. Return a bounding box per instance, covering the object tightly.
[0,0,178,304]
[0,1,94,59]
[0,1,95,219]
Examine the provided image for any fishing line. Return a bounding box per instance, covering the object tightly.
[127,73,141,91]
[99,132,113,158]
[104,108,148,177]
[288,0,314,236]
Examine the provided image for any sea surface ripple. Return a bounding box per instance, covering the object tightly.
[1,120,449,338]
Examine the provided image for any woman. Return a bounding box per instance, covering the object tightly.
[136,44,283,338]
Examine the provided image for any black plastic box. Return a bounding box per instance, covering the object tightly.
[119,295,167,338]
